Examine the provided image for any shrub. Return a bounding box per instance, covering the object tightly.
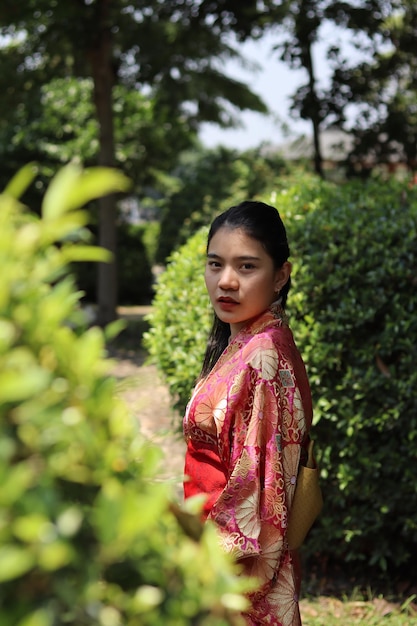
[0,164,251,626]
[287,178,417,585]
[145,174,417,585]
[144,228,212,412]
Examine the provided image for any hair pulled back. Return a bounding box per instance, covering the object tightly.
[200,200,291,377]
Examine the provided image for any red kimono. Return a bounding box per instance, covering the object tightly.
[183,304,313,625]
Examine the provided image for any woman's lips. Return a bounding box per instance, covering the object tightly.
[217,297,239,311]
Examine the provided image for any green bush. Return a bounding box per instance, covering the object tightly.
[0,164,252,626]
[145,229,212,412]
[287,178,417,584]
[145,174,417,585]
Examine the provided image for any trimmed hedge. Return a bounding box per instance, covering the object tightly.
[0,165,251,626]
[145,228,212,410]
[287,178,417,584]
[145,174,417,586]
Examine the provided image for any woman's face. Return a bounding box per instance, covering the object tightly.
[205,226,291,339]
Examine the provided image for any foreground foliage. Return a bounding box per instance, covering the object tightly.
[145,173,417,586]
[0,165,251,626]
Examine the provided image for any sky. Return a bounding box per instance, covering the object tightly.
[199,33,309,150]
[198,25,351,151]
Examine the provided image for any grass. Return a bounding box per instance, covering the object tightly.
[300,592,416,625]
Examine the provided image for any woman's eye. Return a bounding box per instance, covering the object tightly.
[242,263,255,270]
[207,260,221,268]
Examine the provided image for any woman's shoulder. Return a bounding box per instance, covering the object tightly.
[238,329,279,378]
[242,321,293,353]
[239,323,301,378]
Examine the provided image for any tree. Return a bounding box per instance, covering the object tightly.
[277,0,327,177]
[320,0,417,171]
[0,0,269,324]
[265,0,416,178]
[0,74,194,210]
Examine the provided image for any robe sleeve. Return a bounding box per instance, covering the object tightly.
[207,359,302,573]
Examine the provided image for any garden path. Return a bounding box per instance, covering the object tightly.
[111,306,185,500]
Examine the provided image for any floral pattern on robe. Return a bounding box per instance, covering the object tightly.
[183,304,313,626]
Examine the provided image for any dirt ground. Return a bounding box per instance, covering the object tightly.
[110,307,186,499]
[119,351,185,495]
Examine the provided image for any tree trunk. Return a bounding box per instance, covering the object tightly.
[90,0,118,326]
[304,42,324,178]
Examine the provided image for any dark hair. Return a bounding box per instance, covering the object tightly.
[200,200,291,377]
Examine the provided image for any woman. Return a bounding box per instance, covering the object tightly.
[183,201,313,625]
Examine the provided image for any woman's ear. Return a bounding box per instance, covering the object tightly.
[275,261,292,292]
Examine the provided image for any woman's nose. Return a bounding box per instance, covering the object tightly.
[218,266,238,290]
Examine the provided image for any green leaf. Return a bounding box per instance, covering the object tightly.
[0,319,17,351]
[17,609,53,626]
[42,164,131,220]
[3,163,38,199]
[0,367,50,403]
[38,541,73,571]
[61,244,112,263]
[13,514,53,543]
[103,318,126,342]
[0,462,36,506]
[0,545,34,582]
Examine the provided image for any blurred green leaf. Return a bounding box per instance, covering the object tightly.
[17,609,53,626]
[0,462,37,506]
[0,366,50,403]
[3,162,38,199]
[61,244,112,263]
[42,165,131,220]
[38,541,74,571]
[0,545,35,582]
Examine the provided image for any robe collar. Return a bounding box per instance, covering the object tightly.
[228,302,289,348]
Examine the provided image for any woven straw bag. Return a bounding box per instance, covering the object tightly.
[286,440,323,550]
